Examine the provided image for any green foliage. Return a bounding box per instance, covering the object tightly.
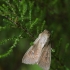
[0,34,22,58]
[0,0,70,70]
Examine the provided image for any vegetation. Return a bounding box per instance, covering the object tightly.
[0,0,70,70]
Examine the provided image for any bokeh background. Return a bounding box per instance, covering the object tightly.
[0,0,70,70]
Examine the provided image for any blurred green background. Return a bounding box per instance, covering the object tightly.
[0,0,70,70]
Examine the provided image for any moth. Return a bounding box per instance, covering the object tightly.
[22,30,51,70]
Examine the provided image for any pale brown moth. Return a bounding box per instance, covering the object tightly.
[22,30,51,70]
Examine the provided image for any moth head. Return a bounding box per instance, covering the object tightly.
[36,30,50,47]
[43,30,50,36]
[40,30,50,39]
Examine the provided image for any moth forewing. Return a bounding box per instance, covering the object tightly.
[22,43,43,64]
[38,44,51,70]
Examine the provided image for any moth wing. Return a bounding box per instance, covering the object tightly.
[22,42,43,64]
[22,29,50,65]
[38,44,51,70]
